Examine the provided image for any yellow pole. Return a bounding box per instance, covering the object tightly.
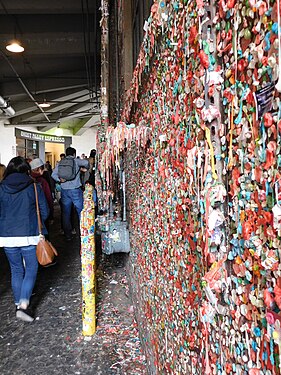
[80,183,96,336]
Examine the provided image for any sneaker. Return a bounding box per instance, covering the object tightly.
[16,307,34,322]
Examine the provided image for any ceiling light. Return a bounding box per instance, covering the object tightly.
[55,126,63,137]
[6,40,24,53]
[38,102,51,108]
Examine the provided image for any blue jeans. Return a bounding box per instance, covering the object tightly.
[4,245,38,306]
[61,188,83,238]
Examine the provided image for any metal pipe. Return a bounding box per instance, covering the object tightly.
[122,170,126,222]
[0,95,15,116]
[115,0,120,121]
[100,0,109,132]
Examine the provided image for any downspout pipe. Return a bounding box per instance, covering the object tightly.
[115,0,120,121]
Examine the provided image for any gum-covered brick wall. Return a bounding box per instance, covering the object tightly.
[105,0,281,374]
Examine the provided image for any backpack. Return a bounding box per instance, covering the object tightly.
[57,157,78,181]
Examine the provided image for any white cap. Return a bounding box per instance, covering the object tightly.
[30,158,44,170]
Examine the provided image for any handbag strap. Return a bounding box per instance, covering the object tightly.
[34,183,42,235]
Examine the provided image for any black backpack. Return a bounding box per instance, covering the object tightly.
[57,157,78,181]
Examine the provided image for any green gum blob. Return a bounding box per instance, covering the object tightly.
[225,21,230,33]
[244,28,252,40]
[268,21,273,30]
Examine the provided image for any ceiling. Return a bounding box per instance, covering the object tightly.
[0,0,101,135]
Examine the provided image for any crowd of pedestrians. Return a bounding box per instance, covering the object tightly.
[0,147,97,322]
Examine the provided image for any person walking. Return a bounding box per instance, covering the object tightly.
[51,147,89,240]
[30,158,54,237]
[41,161,55,200]
[0,156,49,322]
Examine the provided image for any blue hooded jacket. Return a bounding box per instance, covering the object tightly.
[0,173,49,241]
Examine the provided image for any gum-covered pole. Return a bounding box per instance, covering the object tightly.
[81,183,96,336]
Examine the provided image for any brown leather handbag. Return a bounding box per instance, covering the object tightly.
[34,183,58,266]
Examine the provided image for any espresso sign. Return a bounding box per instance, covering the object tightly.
[15,128,71,144]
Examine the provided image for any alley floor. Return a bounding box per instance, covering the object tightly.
[0,205,147,375]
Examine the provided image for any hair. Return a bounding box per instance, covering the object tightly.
[65,147,76,157]
[3,156,31,179]
[60,153,66,158]
[0,163,6,181]
[44,162,52,172]
[89,149,96,158]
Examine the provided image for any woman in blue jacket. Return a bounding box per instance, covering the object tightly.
[0,156,49,322]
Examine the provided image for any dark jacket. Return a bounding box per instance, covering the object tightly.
[0,173,49,237]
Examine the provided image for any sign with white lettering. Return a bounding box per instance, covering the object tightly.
[15,128,72,144]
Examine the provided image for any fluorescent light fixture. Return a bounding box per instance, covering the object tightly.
[6,41,24,53]
[38,102,51,108]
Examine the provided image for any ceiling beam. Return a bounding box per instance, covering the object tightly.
[0,33,95,56]
[5,121,58,127]
[36,123,58,132]
[1,78,86,93]
[74,115,100,136]
[10,101,98,125]
[0,14,94,33]
[10,90,91,119]
[8,89,91,117]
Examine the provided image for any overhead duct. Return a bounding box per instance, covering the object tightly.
[0,96,15,117]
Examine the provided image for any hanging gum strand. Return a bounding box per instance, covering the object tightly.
[204,127,218,180]
[228,97,235,170]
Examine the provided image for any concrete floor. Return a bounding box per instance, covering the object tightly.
[0,204,147,375]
